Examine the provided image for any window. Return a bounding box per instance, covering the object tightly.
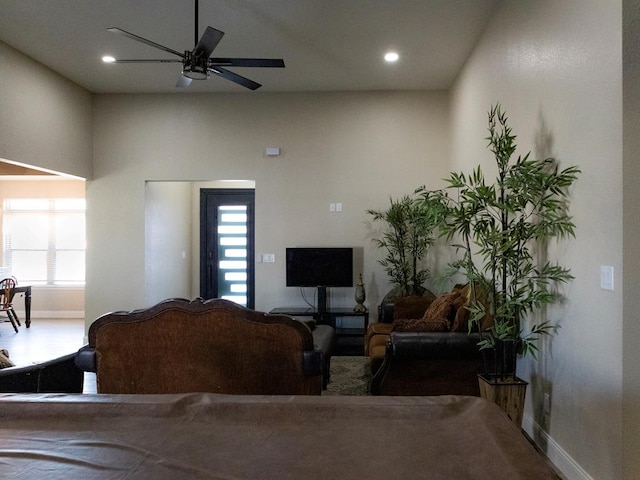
[2,198,86,286]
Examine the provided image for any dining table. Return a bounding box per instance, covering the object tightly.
[10,285,32,327]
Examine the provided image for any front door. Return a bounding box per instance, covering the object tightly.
[200,189,255,309]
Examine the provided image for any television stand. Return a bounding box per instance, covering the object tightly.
[316,286,328,312]
[269,306,369,356]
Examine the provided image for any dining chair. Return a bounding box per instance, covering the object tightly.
[0,277,20,333]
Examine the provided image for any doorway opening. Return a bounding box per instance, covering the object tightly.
[200,188,255,309]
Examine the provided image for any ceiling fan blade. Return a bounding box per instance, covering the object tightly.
[176,75,192,88]
[193,26,224,59]
[107,27,184,58]
[110,59,183,64]
[209,67,262,90]
[209,58,285,68]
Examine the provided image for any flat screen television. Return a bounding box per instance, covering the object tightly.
[286,247,353,311]
[286,247,353,287]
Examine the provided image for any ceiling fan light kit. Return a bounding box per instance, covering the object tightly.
[182,51,208,80]
[105,0,284,90]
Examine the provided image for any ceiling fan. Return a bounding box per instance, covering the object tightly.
[104,0,285,90]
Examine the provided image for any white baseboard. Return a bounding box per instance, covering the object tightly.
[12,310,85,319]
[523,414,594,480]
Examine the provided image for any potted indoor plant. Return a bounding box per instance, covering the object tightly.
[364,194,445,368]
[419,105,580,424]
[367,194,445,297]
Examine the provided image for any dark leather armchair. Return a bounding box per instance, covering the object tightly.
[371,332,484,396]
[367,283,493,396]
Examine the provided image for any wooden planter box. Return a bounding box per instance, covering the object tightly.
[478,374,528,427]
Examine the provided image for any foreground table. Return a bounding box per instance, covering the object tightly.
[0,393,560,479]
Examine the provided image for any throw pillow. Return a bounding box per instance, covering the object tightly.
[393,291,436,322]
[392,317,449,332]
[450,304,471,332]
[450,284,471,332]
[0,349,15,369]
[449,283,494,332]
[422,292,457,328]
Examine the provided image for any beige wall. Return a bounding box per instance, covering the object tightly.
[623,1,640,479]
[88,91,451,322]
[0,41,92,179]
[451,1,623,479]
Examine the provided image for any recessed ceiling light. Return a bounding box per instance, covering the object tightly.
[384,52,399,63]
[102,55,116,63]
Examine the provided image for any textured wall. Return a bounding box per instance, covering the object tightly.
[0,42,92,179]
[88,91,450,323]
[623,1,640,478]
[451,1,623,479]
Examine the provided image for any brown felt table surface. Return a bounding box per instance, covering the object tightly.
[0,393,558,479]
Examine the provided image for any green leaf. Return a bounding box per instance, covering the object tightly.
[439,104,579,371]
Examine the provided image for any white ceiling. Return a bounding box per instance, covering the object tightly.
[0,0,498,94]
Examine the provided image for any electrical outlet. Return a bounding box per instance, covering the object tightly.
[543,393,551,414]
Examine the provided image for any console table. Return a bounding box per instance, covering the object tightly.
[270,307,369,355]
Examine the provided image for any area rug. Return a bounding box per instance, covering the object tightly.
[323,356,371,396]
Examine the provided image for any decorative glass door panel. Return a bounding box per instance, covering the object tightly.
[200,189,255,309]
[217,206,248,305]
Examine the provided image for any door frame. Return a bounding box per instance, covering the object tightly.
[199,188,255,309]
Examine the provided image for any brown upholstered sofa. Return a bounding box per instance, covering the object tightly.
[75,298,334,395]
[365,284,492,396]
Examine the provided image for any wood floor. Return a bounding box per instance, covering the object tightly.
[0,317,86,366]
[0,317,96,393]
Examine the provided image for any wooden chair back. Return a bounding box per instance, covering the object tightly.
[0,277,16,310]
[85,298,323,395]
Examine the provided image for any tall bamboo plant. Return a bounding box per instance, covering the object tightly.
[367,195,446,297]
[419,105,580,379]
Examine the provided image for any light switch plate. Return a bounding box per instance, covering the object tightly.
[263,253,276,263]
[600,265,614,291]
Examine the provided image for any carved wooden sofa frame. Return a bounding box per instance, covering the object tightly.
[76,298,331,395]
